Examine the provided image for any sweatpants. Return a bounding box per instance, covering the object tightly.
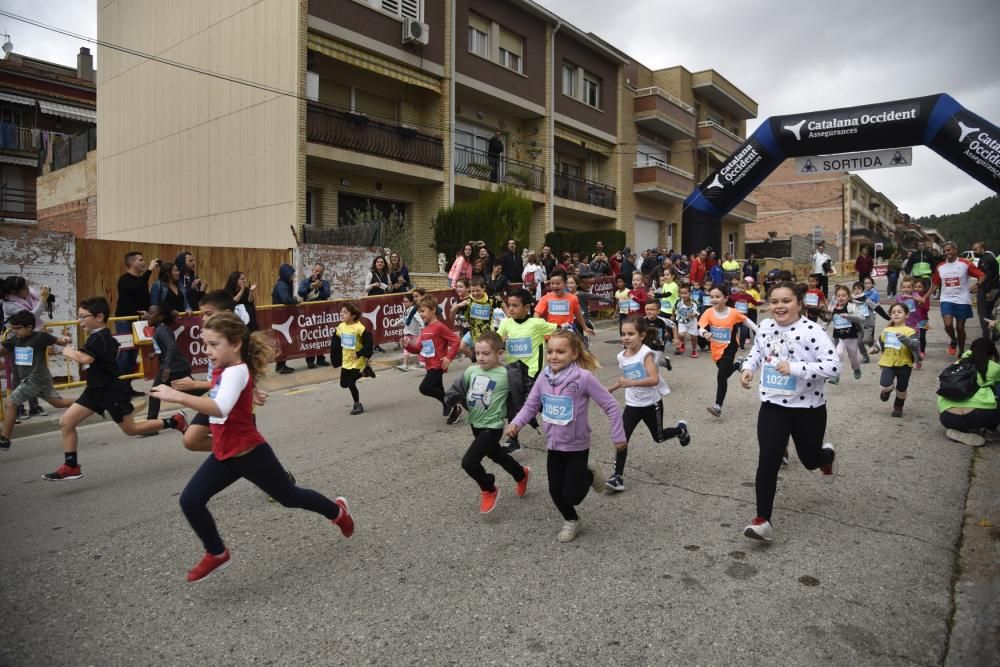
[835,337,861,371]
[179,443,340,555]
[419,368,446,406]
[615,401,684,476]
[754,402,833,521]
[547,448,595,521]
[715,340,740,407]
[148,368,194,420]
[461,427,526,491]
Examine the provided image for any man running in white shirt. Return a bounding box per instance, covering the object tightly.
[930,241,983,357]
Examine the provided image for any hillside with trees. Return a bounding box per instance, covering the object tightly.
[911,195,1000,249]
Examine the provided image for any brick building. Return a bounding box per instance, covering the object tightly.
[91,0,758,267]
[0,46,95,227]
[749,158,898,265]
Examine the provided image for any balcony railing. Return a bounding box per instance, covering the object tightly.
[697,121,743,158]
[0,185,36,220]
[306,101,443,169]
[554,172,616,209]
[633,87,696,139]
[850,227,874,240]
[50,128,96,172]
[454,144,544,192]
[633,162,695,200]
[0,124,44,153]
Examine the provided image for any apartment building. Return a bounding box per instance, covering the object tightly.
[750,158,899,264]
[96,0,757,269]
[0,46,95,225]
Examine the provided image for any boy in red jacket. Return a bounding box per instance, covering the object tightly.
[403,294,462,424]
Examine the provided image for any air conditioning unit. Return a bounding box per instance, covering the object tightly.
[402,17,429,45]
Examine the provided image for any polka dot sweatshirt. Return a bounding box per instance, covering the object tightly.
[740,316,840,408]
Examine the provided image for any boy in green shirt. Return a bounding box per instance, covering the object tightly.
[444,331,529,515]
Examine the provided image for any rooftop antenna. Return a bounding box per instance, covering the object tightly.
[1,34,12,59]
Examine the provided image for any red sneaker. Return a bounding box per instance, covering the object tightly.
[947,345,957,356]
[42,464,82,481]
[675,344,685,355]
[743,516,773,541]
[332,497,354,537]
[172,412,189,433]
[480,488,499,513]
[516,466,531,497]
[819,443,836,483]
[691,350,699,359]
[186,548,231,583]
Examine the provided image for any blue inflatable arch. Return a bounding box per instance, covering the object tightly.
[682,94,1000,254]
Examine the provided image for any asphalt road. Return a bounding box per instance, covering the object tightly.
[0,312,987,665]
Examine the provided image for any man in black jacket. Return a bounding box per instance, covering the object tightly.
[500,239,523,283]
[903,240,941,282]
[973,241,999,341]
[115,251,159,397]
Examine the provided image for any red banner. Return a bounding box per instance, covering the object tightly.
[143,289,459,379]
[586,276,616,313]
[873,264,889,277]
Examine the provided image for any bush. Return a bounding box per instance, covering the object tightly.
[433,188,532,258]
[544,230,626,258]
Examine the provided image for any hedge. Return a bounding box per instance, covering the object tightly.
[544,230,626,258]
[433,188,532,259]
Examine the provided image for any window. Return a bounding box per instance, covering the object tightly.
[373,0,420,20]
[0,107,23,126]
[562,64,577,97]
[318,78,397,121]
[636,141,669,168]
[728,232,737,256]
[305,191,316,226]
[498,48,521,73]
[583,75,600,108]
[468,26,489,58]
[498,27,523,73]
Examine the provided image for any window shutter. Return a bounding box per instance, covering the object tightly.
[400,0,419,19]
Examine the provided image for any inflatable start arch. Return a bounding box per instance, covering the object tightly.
[682,93,1000,254]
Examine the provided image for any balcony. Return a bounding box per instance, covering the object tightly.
[727,198,758,223]
[455,144,544,192]
[691,70,758,120]
[633,87,696,140]
[850,227,874,241]
[633,160,695,202]
[697,121,743,160]
[306,101,443,170]
[554,172,616,210]
[0,185,36,222]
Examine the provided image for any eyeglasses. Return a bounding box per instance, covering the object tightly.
[77,314,94,321]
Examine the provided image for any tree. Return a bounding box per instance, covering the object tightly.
[911,195,1000,250]
[433,188,532,259]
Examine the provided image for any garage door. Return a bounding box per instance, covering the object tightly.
[635,216,660,252]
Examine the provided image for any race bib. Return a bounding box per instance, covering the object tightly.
[711,326,731,343]
[492,309,505,329]
[857,304,870,318]
[660,298,673,314]
[340,332,357,349]
[735,301,749,314]
[548,299,570,316]
[622,362,646,381]
[833,314,850,329]
[506,337,531,357]
[761,364,797,395]
[618,301,630,315]
[904,299,915,312]
[702,295,712,307]
[470,303,491,320]
[540,393,574,425]
[944,277,960,288]
[804,293,819,307]
[14,346,33,366]
[468,375,494,406]
[884,332,902,350]
[420,339,436,358]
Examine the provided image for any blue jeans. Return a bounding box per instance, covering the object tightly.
[115,321,138,375]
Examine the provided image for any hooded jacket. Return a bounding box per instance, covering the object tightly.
[272,264,298,306]
[174,252,205,306]
[444,362,527,423]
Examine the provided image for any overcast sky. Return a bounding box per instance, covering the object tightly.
[4,0,998,217]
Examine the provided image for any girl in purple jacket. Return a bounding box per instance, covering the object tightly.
[506,330,625,543]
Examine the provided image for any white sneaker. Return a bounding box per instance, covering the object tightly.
[819,443,836,483]
[557,519,581,543]
[587,465,605,494]
[945,429,985,447]
[743,517,773,542]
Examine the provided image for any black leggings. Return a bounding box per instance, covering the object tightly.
[148,368,194,420]
[755,402,832,521]
[179,444,340,555]
[341,368,361,403]
[461,427,526,491]
[715,340,740,407]
[419,368,446,405]
[547,449,594,521]
[615,401,685,476]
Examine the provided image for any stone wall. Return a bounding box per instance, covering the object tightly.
[36,150,97,238]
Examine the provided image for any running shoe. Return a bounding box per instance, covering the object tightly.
[675,344,685,355]
[879,389,892,402]
[501,438,521,455]
[605,474,625,492]
[690,351,698,359]
[350,403,364,415]
[332,497,355,537]
[557,519,581,543]
[43,464,82,481]
[395,364,410,372]
[819,443,836,483]
[171,412,189,433]
[186,548,232,583]
[516,466,531,497]
[362,365,376,379]
[945,429,986,447]
[947,344,957,356]
[446,404,463,425]
[853,368,862,380]
[706,405,721,418]
[743,517,773,542]
[915,361,923,370]
[829,376,840,385]
[661,356,672,371]
[0,435,10,450]
[28,405,48,417]
[676,420,690,447]
[891,407,903,418]
[480,488,499,514]
[587,465,606,494]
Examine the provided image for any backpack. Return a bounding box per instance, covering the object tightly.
[936,359,980,400]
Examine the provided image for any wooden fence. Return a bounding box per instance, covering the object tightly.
[75,239,292,312]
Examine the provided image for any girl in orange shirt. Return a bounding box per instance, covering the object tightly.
[698,285,757,417]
